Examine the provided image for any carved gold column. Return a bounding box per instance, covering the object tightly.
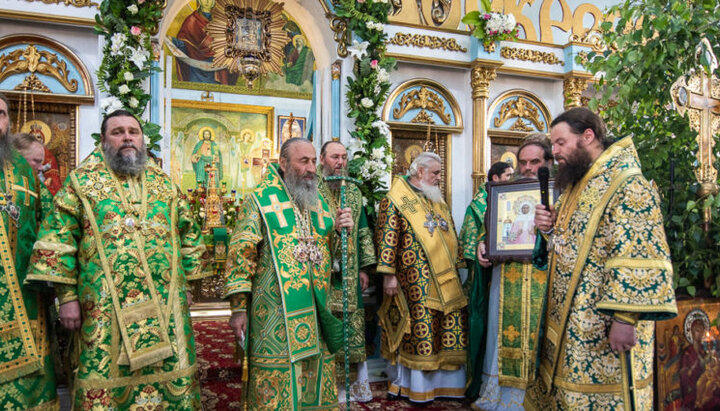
[563,73,591,110]
[471,60,502,194]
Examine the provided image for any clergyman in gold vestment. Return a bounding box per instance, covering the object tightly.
[526,108,677,410]
[376,152,468,404]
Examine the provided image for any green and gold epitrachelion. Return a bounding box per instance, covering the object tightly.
[0,153,57,410]
[225,164,339,410]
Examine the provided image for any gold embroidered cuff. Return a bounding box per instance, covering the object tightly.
[56,284,78,304]
[613,312,640,326]
[376,265,396,275]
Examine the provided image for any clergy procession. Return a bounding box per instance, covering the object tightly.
[1,0,720,410]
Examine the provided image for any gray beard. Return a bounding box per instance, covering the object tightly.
[418,181,444,204]
[285,169,318,211]
[102,140,147,177]
[322,166,345,190]
[0,130,13,169]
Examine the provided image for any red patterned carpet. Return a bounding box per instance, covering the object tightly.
[192,320,471,410]
[192,319,245,410]
[352,382,471,410]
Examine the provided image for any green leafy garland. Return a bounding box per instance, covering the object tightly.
[583,0,720,297]
[93,0,164,152]
[335,0,396,217]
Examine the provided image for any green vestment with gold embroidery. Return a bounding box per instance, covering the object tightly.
[224,164,339,410]
[26,148,209,410]
[0,152,57,411]
[458,187,490,399]
[459,186,547,398]
[317,165,376,363]
[375,177,467,375]
[524,138,677,411]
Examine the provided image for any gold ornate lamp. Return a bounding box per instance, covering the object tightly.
[206,0,288,88]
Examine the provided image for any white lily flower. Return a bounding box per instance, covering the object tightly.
[347,40,369,59]
[371,146,385,160]
[376,68,390,83]
[371,120,390,137]
[100,96,123,114]
[129,47,149,70]
[110,33,127,56]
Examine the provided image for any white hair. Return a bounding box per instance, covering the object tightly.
[408,152,441,177]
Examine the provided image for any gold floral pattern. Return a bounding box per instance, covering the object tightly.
[27,148,206,409]
[527,138,677,410]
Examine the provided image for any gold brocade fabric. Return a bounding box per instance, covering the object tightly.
[375,178,467,371]
[26,149,208,409]
[525,138,677,410]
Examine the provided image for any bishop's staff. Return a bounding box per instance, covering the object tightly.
[324,174,361,409]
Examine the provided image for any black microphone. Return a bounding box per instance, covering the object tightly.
[538,166,550,211]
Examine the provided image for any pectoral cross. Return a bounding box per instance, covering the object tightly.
[260,194,293,228]
[424,212,437,236]
[671,38,720,230]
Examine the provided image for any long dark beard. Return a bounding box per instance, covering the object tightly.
[285,169,318,211]
[0,130,12,169]
[556,145,593,191]
[102,140,147,177]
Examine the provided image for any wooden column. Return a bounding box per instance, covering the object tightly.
[470,60,502,194]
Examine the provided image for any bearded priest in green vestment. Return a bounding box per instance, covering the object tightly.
[318,141,377,403]
[0,93,57,410]
[26,110,210,410]
[376,152,468,404]
[468,135,554,410]
[225,138,354,410]
[526,108,677,410]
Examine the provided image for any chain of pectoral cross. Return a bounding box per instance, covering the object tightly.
[292,207,323,266]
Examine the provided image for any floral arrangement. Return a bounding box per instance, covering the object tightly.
[93,0,164,152]
[335,0,396,217]
[462,0,518,52]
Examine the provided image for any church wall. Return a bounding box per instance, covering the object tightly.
[387,62,473,224]
[0,17,102,161]
[0,0,626,214]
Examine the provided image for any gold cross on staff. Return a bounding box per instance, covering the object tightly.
[13,176,37,207]
[261,194,293,228]
[671,41,720,230]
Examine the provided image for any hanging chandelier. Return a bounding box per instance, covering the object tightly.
[206,0,287,88]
